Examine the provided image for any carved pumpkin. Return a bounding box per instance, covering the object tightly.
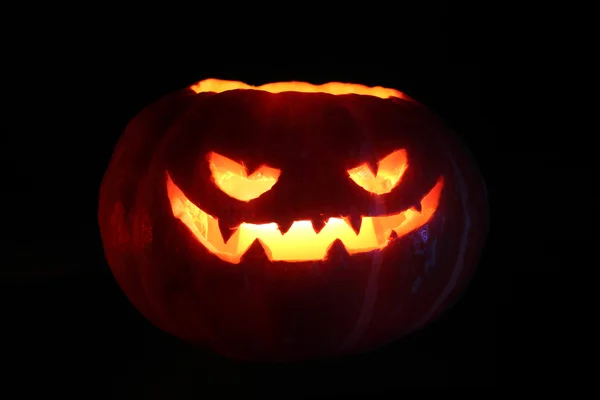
[99,78,488,361]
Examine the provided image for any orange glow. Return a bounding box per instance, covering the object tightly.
[348,149,408,195]
[208,152,281,202]
[166,173,444,264]
[190,78,407,99]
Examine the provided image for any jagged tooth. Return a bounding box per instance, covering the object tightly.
[412,202,422,213]
[311,217,327,234]
[217,218,237,244]
[241,238,272,262]
[276,219,295,235]
[388,230,399,240]
[347,214,362,235]
[326,239,350,262]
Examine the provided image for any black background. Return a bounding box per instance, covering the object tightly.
[1,5,576,396]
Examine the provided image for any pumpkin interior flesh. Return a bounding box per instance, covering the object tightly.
[347,149,409,194]
[207,148,408,202]
[190,78,406,100]
[166,174,443,264]
[208,152,281,202]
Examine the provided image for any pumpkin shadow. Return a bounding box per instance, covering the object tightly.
[3,244,495,395]
[116,301,494,395]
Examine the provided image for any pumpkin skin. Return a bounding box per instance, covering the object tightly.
[98,79,488,361]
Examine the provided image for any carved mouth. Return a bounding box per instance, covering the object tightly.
[166,173,444,264]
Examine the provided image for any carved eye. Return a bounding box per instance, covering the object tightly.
[347,149,408,195]
[208,152,281,202]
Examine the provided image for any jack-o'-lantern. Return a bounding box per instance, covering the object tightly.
[98,78,488,361]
